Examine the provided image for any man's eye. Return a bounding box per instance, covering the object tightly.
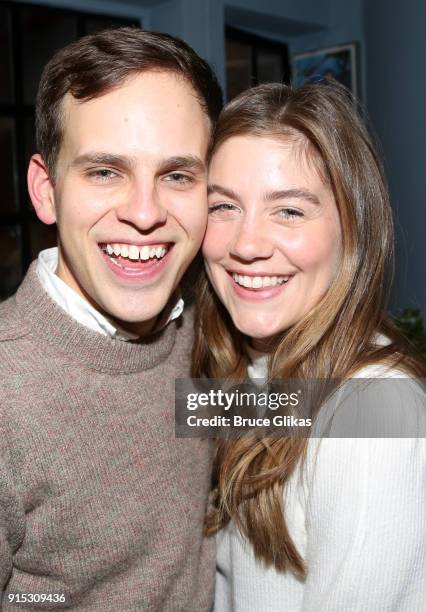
[164,173,193,185]
[88,168,119,182]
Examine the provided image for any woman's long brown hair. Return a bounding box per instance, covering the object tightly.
[192,82,426,576]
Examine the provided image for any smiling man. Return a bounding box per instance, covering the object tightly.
[0,28,222,610]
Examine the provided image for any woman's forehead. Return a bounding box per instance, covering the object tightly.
[210,132,329,187]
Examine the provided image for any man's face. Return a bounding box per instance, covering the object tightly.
[45,71,210,335]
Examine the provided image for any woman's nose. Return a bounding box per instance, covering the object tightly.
[230,218,274,262]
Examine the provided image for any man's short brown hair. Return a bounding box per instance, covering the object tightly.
[35,27,223,177]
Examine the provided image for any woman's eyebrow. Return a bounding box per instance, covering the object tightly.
[264,188,321,205]
[207,183,240,201]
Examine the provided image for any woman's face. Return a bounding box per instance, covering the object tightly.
[203,134,342,344]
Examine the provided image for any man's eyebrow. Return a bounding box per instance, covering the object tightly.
[70,153,206,175]
[157,155,206,175]
[264,188,321,206]
[70,152,138,170]
[207,184,240,201]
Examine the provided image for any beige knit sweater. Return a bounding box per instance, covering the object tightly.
[0,263,214,610]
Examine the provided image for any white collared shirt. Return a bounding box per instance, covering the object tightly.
[36,247,184,341]
[245,343,269,385]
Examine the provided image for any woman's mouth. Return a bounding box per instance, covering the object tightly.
[228,271,294,301]
[231,272,291,289]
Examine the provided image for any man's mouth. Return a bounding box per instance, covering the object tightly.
[100,242,170,263]
[98,242,172,279]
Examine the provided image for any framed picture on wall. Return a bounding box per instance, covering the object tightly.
[293,43,358,97]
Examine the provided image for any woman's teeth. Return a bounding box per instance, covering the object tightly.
[232,273,290,288]
[102,243,168,261]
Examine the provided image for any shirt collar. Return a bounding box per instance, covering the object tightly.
[245,342,269,384]
[36,247,184,341]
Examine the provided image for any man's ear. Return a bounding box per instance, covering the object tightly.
[27,154,57,225]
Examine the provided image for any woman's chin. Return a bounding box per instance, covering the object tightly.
[231,317,285,347]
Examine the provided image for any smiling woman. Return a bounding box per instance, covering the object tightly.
[204,133,341,343]
[193,82,426,611]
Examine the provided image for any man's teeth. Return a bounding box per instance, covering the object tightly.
[232,273,291,288]
[104,243,167,261]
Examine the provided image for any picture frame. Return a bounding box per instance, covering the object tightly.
[292,43,358,97]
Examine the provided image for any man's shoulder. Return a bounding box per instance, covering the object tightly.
[174,303,195,342]
[178,301,195,325]
[0,293,30,343]
[0,293,34,382]
[161,303,195,376]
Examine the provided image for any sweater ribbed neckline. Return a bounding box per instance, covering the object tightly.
[16,262,178,373]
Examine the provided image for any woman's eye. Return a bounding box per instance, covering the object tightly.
[208,203,239,215]
[278,208,304,220]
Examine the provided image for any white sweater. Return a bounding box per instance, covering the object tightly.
[215,363,426,611]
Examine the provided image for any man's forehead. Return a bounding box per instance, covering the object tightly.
[60,75,210,140]
[58,73,211,168]
[60,70,207,118]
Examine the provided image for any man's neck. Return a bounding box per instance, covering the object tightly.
[101,312,157,339]
[55,255,158,339]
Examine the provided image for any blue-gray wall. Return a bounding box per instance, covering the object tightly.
[364,0,426,318]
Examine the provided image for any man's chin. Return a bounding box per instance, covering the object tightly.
[88,269,182,337]
[107,311,160,338]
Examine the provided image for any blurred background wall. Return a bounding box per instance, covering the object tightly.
[364,0,426,324]
[1,0,424,322]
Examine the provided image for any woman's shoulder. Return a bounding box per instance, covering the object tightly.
[352,362,410,378]
[316,351,426,438]
[354,332,415,378]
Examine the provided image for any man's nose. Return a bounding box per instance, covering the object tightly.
[115,183,167,230]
